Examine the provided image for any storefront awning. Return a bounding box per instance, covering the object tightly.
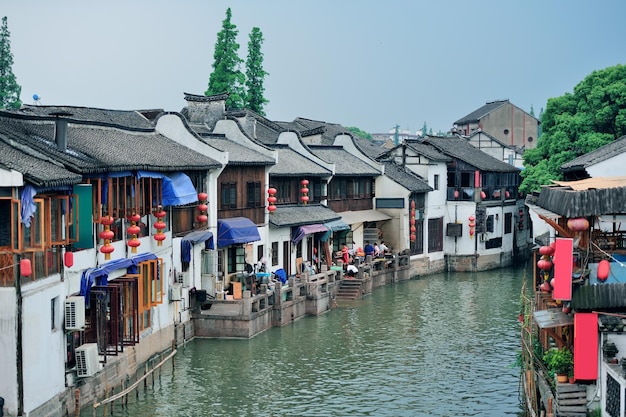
[181,230,214,263]
[217,217,261,247]
[340,209,391,225]
[292,224,328,244]
[533,308,574,329]
[320,219,350,242]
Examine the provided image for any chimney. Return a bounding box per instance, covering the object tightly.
[50,111,72,151]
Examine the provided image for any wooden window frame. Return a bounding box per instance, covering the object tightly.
[221,182,237,209]
[247,181,262,208]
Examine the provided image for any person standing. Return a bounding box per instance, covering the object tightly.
[364,241,375,258]
[374,242,381,257]
[379,241,388,254]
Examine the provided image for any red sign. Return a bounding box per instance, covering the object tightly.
[553,238,573,300]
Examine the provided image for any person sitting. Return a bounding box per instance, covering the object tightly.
[346,263,359,278]
[364,241,375,258]
[379,241,388,254]
[374,242,381,257]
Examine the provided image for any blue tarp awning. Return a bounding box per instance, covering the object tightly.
[79,253,158,305]
[320,219,350,242]
[137,171,198,206]
[181,230,214,263]
[217,217,261,247]
[292,224,328,245]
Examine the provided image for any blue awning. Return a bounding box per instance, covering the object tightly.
[320,219,350,242]
[181,230,214,263]
[292,224,328,245]
[79,253,158,305]
[137,171,198,206]
[217,217,261,247]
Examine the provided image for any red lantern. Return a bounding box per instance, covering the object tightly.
[99,229,114,241]
[411,200,416,210]
[126,213,142,253]
[64,251,74,268]
[454,190,459,199]
[99,216,115,259]
[197,203,208,212]
[100,215,114,226]
[598,259,610,282]
[301,195,309,203]
[567,217,589,232]
[153,209,167,246]
[480,191,486,199]
[20,258,32,277]
[468,215,475,239]
[198,192,208,202]
[127,224,141,236]
[538,246,554,256]
[100,243,115,258]
[410,233,416,242]
[301,179,309,186]
[410,225,416,233]
[300,179,309,205]
[127,238,141,251]
[267,187,277,214]
[537,259,552,271]
[197,214,208,223]
[539,281,551,292]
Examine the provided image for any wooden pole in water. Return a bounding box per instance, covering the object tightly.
[74,389,80,417]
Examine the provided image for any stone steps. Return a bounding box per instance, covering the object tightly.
[336,280,363,300]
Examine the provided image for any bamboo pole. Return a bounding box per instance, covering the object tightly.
[93,349,177,409]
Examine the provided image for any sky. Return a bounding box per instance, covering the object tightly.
[3,1,626,135]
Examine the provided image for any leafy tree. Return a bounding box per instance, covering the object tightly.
[346,126,372,140]
[244,27,269,115]
[520,64,626,193]
[421,121,428,136]
[205,8,245,110]
[0,16,21,109]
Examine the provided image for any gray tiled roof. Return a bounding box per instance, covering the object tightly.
[276,117,355,145]
[309,146,380,176]
[0,112,222,175]
[198,136,275,166]
[353,136,389,160]
[382,162,432,193]
[269,204,340,227]
[403,140,452,162]
[18,105,157,130]
[0,129,82,187]
[454,100,509,125]
[561,135,626,172]
[423,136,518,172]
[269,145,331,176]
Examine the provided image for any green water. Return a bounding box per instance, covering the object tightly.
[90,264,530,417]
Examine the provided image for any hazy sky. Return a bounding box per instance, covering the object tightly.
[3,1,626,134]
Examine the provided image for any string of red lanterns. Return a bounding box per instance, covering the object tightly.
[127,213,141,253]
[300,179,309,205]
[468,215,475,238]
[267,187,277,214]
[197,192,208,224]
[410,200,416,242]
[99,215,115,260]
[153,208,167,246]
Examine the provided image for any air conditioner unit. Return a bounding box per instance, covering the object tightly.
[170,283,183,301]
[64,296,85,331]
[75,343,99,377]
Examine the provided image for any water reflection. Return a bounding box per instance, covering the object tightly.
[87,265,530,417]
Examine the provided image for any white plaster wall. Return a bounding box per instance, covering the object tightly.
[21,278,66,414]
[587,156,626,178]
[0,289,18,415]
[268,227,291,273]
[443,202,477,255]
[0,168,23,187]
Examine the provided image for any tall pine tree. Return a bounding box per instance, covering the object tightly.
[205,8,245,110]
[0,16,22,109]
[244,27,269,115]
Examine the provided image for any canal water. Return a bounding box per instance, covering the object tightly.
[91,264,530,417]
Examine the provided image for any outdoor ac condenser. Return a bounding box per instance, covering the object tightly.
[75,343,99,377]
[64,296,85,331]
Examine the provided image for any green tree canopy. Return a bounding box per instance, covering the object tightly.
[520,64,626,193]
[244,27,269,115]
[346,126,373,140]
[0,16,22,109]
[205,8,245,110]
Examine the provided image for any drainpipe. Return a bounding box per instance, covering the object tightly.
[50,111,72,151]
[16,262,24,416]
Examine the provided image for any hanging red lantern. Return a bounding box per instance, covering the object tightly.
[197,214,208,223]
[127,224,141,236]
[480,191,486,199]
[198,192,208,202]
[300,179,309,205]
[126,213,142,253]
[20,258,32,277]
[597,259,610,282]
[153,209,167,246]
[410,233,416,242]
[468,215,475,239]
[197,203,208,212]
[411,200,416,210]
[99,216,115,260]
[567,217,589,232]
[539,245,554,256]
[537,259,553,271]
[127,238,141,251]
[267,187,277,214]
[539,280,551,292]
[64,251,74,268]
[410,225,416,233]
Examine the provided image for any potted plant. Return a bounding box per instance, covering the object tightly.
[543,348,573,383]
